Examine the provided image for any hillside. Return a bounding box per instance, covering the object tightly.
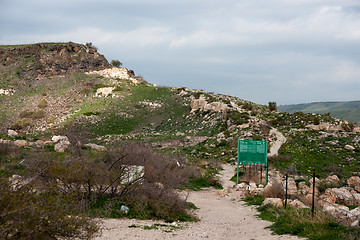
[279,101,360,123]
[1,42,359,177]
[1,42,360,239]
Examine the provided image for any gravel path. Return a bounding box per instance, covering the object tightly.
[94,164,302,240]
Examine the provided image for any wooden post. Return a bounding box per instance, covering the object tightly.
[312,168,316,218]
[285,174,288,209]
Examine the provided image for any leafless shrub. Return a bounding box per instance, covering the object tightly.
[262,179,285,198]
[0,174,99,239]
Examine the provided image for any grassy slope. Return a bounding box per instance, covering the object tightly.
[279,101,360,123]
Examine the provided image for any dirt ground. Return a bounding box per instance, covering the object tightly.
[94,164,302,240]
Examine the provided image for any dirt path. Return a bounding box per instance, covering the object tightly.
[268,128,287,157]
[94,164,302,240]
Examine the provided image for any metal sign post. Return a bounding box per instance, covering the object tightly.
[237,140,268,185]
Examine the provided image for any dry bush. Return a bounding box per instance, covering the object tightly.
[22,140,193,221]
[38,99,48,108]
[262,179,285,198]
[0,173,98,239]
[10,118,34,130]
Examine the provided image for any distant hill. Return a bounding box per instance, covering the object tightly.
[278,101,360,123]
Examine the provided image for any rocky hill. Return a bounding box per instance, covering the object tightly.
[1,42,360,235]
[0,42,359,177]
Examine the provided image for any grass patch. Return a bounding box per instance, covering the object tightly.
[254,204,360,240]
[243,195,265,206]
[185,176,222,190]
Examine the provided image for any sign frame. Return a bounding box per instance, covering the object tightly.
[237,139,268,185]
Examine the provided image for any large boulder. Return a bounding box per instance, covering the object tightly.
[329,187,355,205]
[323,203,349,220]
[324,175,340,185]
[319,188,337,205]
[347,176,360,193]
[261,198,283,208]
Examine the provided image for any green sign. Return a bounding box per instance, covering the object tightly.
[238,140,267,166]
[237,139,268,185]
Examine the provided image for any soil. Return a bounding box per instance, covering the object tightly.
[94,164,302,240]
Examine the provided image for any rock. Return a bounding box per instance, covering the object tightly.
[345,145,355,151]
[84,143,107,151]
[347,176,360,188]
[52,136,70,153]
[13,140,27,147]
[261,198,283,208]
[95,87,115,98]
[323,203,349,220]
[330,187,355,205]
[87,67,139,84]
[190,95,227,112]
[356,185,360,193]
[309,177,320,186]
[319,188,337,204]
[34,140,45,147]
[282,178,297,195]
[249,182,257,189]
[324,175,340,184]
[352,192,360,205]
[288,199,309,209]
[348,206,360,220]
[7,129,18,137]
[351,219,360,227]
[51,135,69,143]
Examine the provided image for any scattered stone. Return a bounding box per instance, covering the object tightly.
[13,140,27,147]
[345,145,355,151]
[84,143,107,151]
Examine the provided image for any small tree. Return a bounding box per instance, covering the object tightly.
[268,101,277,112]
[111,60,122,67]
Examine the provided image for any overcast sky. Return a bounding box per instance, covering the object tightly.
[1,0,360,105]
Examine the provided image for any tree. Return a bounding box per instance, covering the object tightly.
[268,101,277,112]
[111,59,122,67]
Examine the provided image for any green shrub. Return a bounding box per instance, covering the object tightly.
[11,118,34,130]
[19,110,45,119]
[268,101,277,111]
